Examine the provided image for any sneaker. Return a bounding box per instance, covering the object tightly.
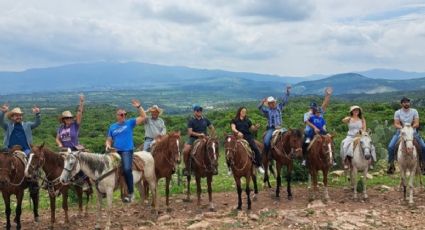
[305,138,311,144]
[257,166,265,175]
[183,168,190,176]
[227,169,232,176]
[123,193,134,203]
[82,183,90,192]
[301,160,306,166]
[332,160,337,166]
[212,168,218,175]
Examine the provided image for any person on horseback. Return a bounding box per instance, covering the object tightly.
[341,105,376,169]
[139,104,166,152]
[258,85,291,161]
[182,104,215,176]
[0,104,41,200]
[56,94,92,193]
[230,107,265,174]
[105,99,145,203]
[305,107,327,139]
[302,87,333,166]
[387,97,425,174]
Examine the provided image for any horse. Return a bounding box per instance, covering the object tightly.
[307,134,334,201]
[185,136,219,211]
[263,129,303,199]
[348,131,373,200]
[0,147,39,230]
[60,150,157,230]
[149,131,181,211]
[24,144,91,229]
[224,134,258,210]
[397,124,420,205]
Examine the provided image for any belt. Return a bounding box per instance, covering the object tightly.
[144,137,154,140]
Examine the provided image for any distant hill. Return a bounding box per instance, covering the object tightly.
[358,68,425,80]
[292,73,425,95]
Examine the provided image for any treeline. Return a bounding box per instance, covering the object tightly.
[0,97,423,166]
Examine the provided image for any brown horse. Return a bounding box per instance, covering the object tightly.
[25,145,91,229]
[0,147,39,230]
[224,134,258,210]
[148,131,181,211]
[185,136,219,211]
[263,129,303,199]
[307,134,334,201]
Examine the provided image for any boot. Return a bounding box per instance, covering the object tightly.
[387,162,395,175]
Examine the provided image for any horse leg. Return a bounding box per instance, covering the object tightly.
[363,167,368,200]
[252,173,258,201]
[195,176,202,209]
[312,171,319,200]
[75,186,84,217]
[246,175,252,210]
[105,189,114,230]
[275,162,281,198]
[323,169,330,201]
[287,164,293,200]
[15,191,24,230]
[236,177,242,210]
[409,169,415,205]
[148,179,158,214]
[49,195,56,229]
[3,193,11,230]
[29,182,40,222]
[263,156,271,189]
[62,189,69,224]
[95,191,102,230]
[184,174,191,202]
[165,176,172,212]
[207,175,215,211]
[352,167,358,200]
[401,170,407,201]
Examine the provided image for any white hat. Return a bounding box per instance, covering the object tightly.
[267,96,276,103]
[350,105,362,113]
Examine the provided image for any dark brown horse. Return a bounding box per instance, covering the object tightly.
[224,134,258,210]
[148,131,181,211]
[307,134,334,201]
[263,129,303,199]
[0,147,39,230]
[185,136,219,211]
[25,145,91,229]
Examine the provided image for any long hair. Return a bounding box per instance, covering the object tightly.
[233,107,247,122]
[350,109,363,119]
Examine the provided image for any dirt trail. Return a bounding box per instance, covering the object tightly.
[3,185,425,229]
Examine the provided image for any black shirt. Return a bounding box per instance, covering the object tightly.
[188,116,211,137]
[231,118,253,138]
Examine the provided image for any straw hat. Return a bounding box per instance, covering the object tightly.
[58,110,74,122]
[350,105,362,113]
[148,105,163,115]
[6,107,23,120]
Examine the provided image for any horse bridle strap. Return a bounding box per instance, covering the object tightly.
[226,140,250,172]
[94,167,118,195]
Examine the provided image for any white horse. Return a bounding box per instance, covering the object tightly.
[349,131,373,200]
[398,124,419,205]
[60,150,157,230]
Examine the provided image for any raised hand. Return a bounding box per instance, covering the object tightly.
[286,85,292,93]
[325,87,333,96]
[131,99,141,108]
[0,103,9,113]
[79,94,85,103]
[32,105,40,114]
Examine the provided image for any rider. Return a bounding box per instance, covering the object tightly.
[305,107,327,139]
[105,99,145,203]
[56,95,92,192]
[139,104,166,152]
[387,97,425,174]
[230,107,265,174]
[258,85,291,161]
[0,104,41,200]
[302,87,333,166]
[341,105,376,169]
[182,104,215,176]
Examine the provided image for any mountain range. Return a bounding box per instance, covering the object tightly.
[1,62,424,96]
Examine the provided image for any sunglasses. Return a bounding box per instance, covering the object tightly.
[195,109,203,112]
[63,117,73,120]
[117,113,127,117]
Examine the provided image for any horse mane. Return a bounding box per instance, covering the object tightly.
[152,134,171,155]
[78,152,111,173]
[39,146,64,163]
[289,129,303,139]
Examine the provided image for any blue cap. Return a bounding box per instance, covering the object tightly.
[310,102,318,109]
[192,104,203,111]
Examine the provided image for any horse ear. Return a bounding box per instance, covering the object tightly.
[40,142,45,149]
[176,131,181,136]
[367,128,371,134]
[10,161,15,171]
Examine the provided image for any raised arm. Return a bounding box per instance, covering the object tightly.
[258,98,268,116]
[76,94,84,125]
[131,99,146,125]
[278,85,291,110]
[0,104,9,130]
[30,106,41,129]
[321,87,333,113]
[342,116,351,124]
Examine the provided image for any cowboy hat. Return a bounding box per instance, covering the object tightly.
[350,105,362,112]
[58,110,74,122]
[148,105,163,115]
[6,107,23,120]
[267,96,276,103]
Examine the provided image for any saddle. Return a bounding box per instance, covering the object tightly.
[13,150,27,166]
[307,135,322,151]
[351,135,362,151]
[191,139,206,156]
[237,139,254,159]
[271,128,288,148]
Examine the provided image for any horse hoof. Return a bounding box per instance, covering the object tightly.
[252,195,257,202]
[236,206,242,211]
[196,208,202,214]
[166,207,173,213]
[34,216,40,222]
[287,195,293,201]
[209,207,216,212]
[182,198,191,203]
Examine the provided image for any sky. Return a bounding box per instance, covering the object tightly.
[0,0,424,76]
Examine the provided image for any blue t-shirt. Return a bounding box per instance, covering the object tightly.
[107,118,137,151]
[188,116,211,138]
[9,123,30,152]
[308,115,326,131]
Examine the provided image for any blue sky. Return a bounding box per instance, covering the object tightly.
[0,0,424,76]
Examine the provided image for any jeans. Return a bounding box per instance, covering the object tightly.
[246,136,262,167]
[306,129,327,140]
[143,137,154,151]
[118,150,134,194]
[388,131,425,163]
[263,128,274,156]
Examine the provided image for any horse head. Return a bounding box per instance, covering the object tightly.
[359,131,372,160]
[0,151,16,189]
[286,129,304,159]
[400,124,415,154]
[224,134,237,161]
[168,131,182,164]
[24,143,46,178]
[60,150,81,184]
[206,136,219,172]
[316,134,334,166]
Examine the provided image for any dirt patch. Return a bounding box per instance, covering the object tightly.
[3,185,425,229]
